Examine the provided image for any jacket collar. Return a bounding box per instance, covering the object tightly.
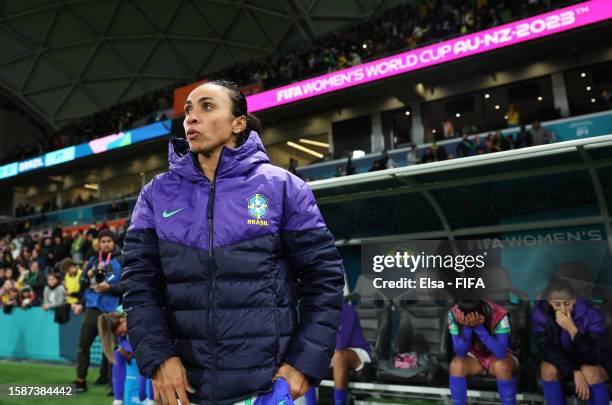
[168,131,270,183]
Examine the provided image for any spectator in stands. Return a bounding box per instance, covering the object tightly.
[346,155,356,175]
[433,143,448,161]
[485,133,497,152]
[3,250,15,269]
[73,229,123,393]
[2,286,19,314]
[60,258,82,307]
[530,121,555,145]
[442,118,456,139]
[40,237,55,269]
[598,89,611,110]
[513,126,533,149]
[26,260,46,299]
[369,160,383,172]
[421,147,435,163]
[52,235,68,267]
[81,228,97,261]
[379,150,398,169]
[448,298,517,405]
[0,278,16,306]
[3,267,15,283]
[70,231,84,264]
[493,131,512,151]
[456,133,475,158]
[473,135,487,155]
[335,164,346,177]
[19,285,41,309]
[43,273,66,311]
[407,144,419,165]
[15,264,28,290]
[304,302,373,405]
[535,279,611,405]
[506,104,520,127]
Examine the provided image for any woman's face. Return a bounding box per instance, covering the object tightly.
[548,292,575,315]
[115,317,127,336]
[183,83,245,154]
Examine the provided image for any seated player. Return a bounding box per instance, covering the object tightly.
[448,298,517,405]
[305,302,372,405]
[534,279,612,405]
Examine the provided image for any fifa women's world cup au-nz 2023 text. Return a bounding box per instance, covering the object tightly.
[371,251,488,290]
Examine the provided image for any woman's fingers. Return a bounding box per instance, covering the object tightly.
[164,384,178,405]
[577,382,589,401]
[182,367,195,394]
[153,380,161,403]
[175,382,190,405]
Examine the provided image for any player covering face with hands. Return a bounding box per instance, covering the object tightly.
[448,298,518,405]
[534,279,611,405]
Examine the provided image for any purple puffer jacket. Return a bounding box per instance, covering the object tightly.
[121,132,345,405]
[533,299,612,379]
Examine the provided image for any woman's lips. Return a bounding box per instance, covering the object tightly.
[186,129,200,140]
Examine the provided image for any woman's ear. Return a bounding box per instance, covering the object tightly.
[232,115,247,135]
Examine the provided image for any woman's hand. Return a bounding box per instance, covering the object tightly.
[118,348,134,362]
[555,311,578,337]
[464,312,485,328]
[275,363,309,399]
[454,309,467,325]
[152,356,195,405]
[574,370,590,401]
[71,304,83,315]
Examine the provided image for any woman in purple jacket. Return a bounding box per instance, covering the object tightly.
[121,80,345,405]
[534,279,611,405]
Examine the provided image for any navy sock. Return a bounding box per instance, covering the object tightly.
[541,380,566,405]
[334,388,348,405]
[304,385,317,405]
[587,382,610,405]
[496,378,516,405]
[449,376,467,405]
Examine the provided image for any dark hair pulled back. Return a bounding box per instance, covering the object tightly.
[209,79,261,146]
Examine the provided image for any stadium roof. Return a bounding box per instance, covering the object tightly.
[311,134,612,246]
[0,0,399,130]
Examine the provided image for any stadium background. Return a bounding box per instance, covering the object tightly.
[0,0,611,404]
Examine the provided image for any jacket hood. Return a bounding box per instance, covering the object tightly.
[168,131,270,183]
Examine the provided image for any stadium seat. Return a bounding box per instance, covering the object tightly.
[343,290,392,382]
[376,286,450,386]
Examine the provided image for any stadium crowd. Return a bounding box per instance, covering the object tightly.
[0,225,125,315]
[324,120,555,180]
[1,0,575,166]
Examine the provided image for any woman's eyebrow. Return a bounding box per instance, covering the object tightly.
[197,96,215,104]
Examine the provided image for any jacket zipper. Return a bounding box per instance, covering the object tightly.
[206,153,221,404]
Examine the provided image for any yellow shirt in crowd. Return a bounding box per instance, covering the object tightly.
[64,269,82,304]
